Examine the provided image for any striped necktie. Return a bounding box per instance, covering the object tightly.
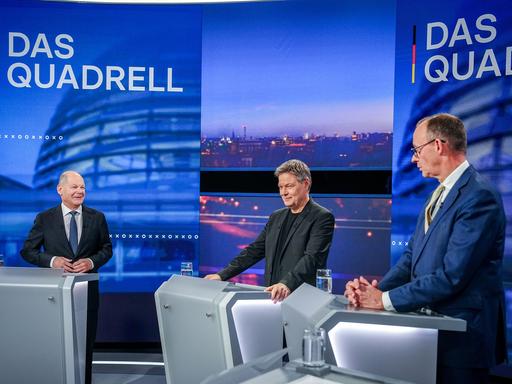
[424,185,445,233]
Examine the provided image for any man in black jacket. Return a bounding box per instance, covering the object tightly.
[205,159,335,302]
[21,170,112,384]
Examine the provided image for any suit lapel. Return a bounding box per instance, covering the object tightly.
[77,205,90,257]
[266,209,288,267]
[412,167,474,272]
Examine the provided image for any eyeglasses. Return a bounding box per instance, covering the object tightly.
[410,138,445,157]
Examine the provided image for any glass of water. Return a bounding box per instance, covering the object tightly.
[180,261,193,276]
[302,328,326,367]
[316,269,332,293]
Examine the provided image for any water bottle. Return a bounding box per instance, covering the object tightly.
[302,328,326,367]
[180,261,193,276]
[316,269,332,293]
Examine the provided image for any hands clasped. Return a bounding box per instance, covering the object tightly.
[344,276,384,310]
[53,256,93,273]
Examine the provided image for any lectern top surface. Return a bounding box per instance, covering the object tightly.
[0,267,98,285]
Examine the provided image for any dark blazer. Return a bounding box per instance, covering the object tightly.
[379,166,507,369]
[20,204,113,309]
[218,199,335,291]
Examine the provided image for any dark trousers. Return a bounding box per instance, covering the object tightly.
[85,308,98,384]
[437,365,489,384]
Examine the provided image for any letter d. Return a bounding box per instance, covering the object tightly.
[9,32,30,57]
[426,22,448,50]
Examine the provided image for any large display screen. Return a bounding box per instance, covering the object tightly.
[0,1,201,293]
[200,194,391,293]
[392,0,512,359]
[200,0,395,170]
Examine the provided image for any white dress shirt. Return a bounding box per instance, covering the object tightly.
[50,204,93,269]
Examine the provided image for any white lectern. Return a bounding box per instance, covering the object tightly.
[0,267,98,384]
[202,349,412,384]
[281,283,467,384]
[155,275,283,384]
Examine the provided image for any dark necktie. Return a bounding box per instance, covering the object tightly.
[69,211,79,256]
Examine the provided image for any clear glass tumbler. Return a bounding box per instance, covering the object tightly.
[316,269,332,293]
[302,328,326,367]
[180,261,193,276]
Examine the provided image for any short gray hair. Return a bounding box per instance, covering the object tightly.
[417,113,467,153]
[274,159,311,188]
[58,170,81,186]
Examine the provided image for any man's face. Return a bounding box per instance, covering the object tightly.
[411,122,440,179]
[278,172,309,212]
[57,173,86,210]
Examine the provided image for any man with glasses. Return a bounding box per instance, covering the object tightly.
[345,114,507,383]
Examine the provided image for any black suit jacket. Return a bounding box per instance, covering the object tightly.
[218,199,335,291]
[20,204,113,309]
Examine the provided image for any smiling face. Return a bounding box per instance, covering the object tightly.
[57,172,85,210]
[411,121,441,180]
[278,172,310,213]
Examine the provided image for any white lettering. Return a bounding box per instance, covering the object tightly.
[55,34,74,59]
[476,48,501,78]
[34,63,55,88]
[30,33,53,58]
[82,65,103,90]
[506,47,512,76]
[7,63,31,87]
[452,52,474,81]
[106,66,126,91]
[148,67,165,92]
[128,67,145,91]
[425,55,449,82]
[56,64,79,89]
[427,22,448,50]
[167,68,183,92]
[475,14,497,44]
[8,32,30,57]
[448,18,472,47]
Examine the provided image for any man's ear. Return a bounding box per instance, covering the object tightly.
[435,138,446,154]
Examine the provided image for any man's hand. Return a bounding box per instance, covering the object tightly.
[344,278,361,306]
[52,256,74,272]
[204,274,222,281]
[71,259,93,273]
[265,283,291,303]
[355,276,383,310]
[344,276,379,307]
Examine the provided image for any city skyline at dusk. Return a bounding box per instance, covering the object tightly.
[201,0,396,139]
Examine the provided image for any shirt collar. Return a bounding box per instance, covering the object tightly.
[61,203,83,216]
[441,160,470,190]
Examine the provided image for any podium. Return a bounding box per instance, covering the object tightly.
[281,284,467,384]
[0,267,98,384]
[201,349,412,384]
[155,275,283,384]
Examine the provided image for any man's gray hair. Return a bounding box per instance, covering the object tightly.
[417,113,467,153]
[274,159,312,186]
[58,170,81,186]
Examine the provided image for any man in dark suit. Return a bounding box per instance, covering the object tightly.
[21,170,112,384]
[205,159,335,302]
[345,114,507,383]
